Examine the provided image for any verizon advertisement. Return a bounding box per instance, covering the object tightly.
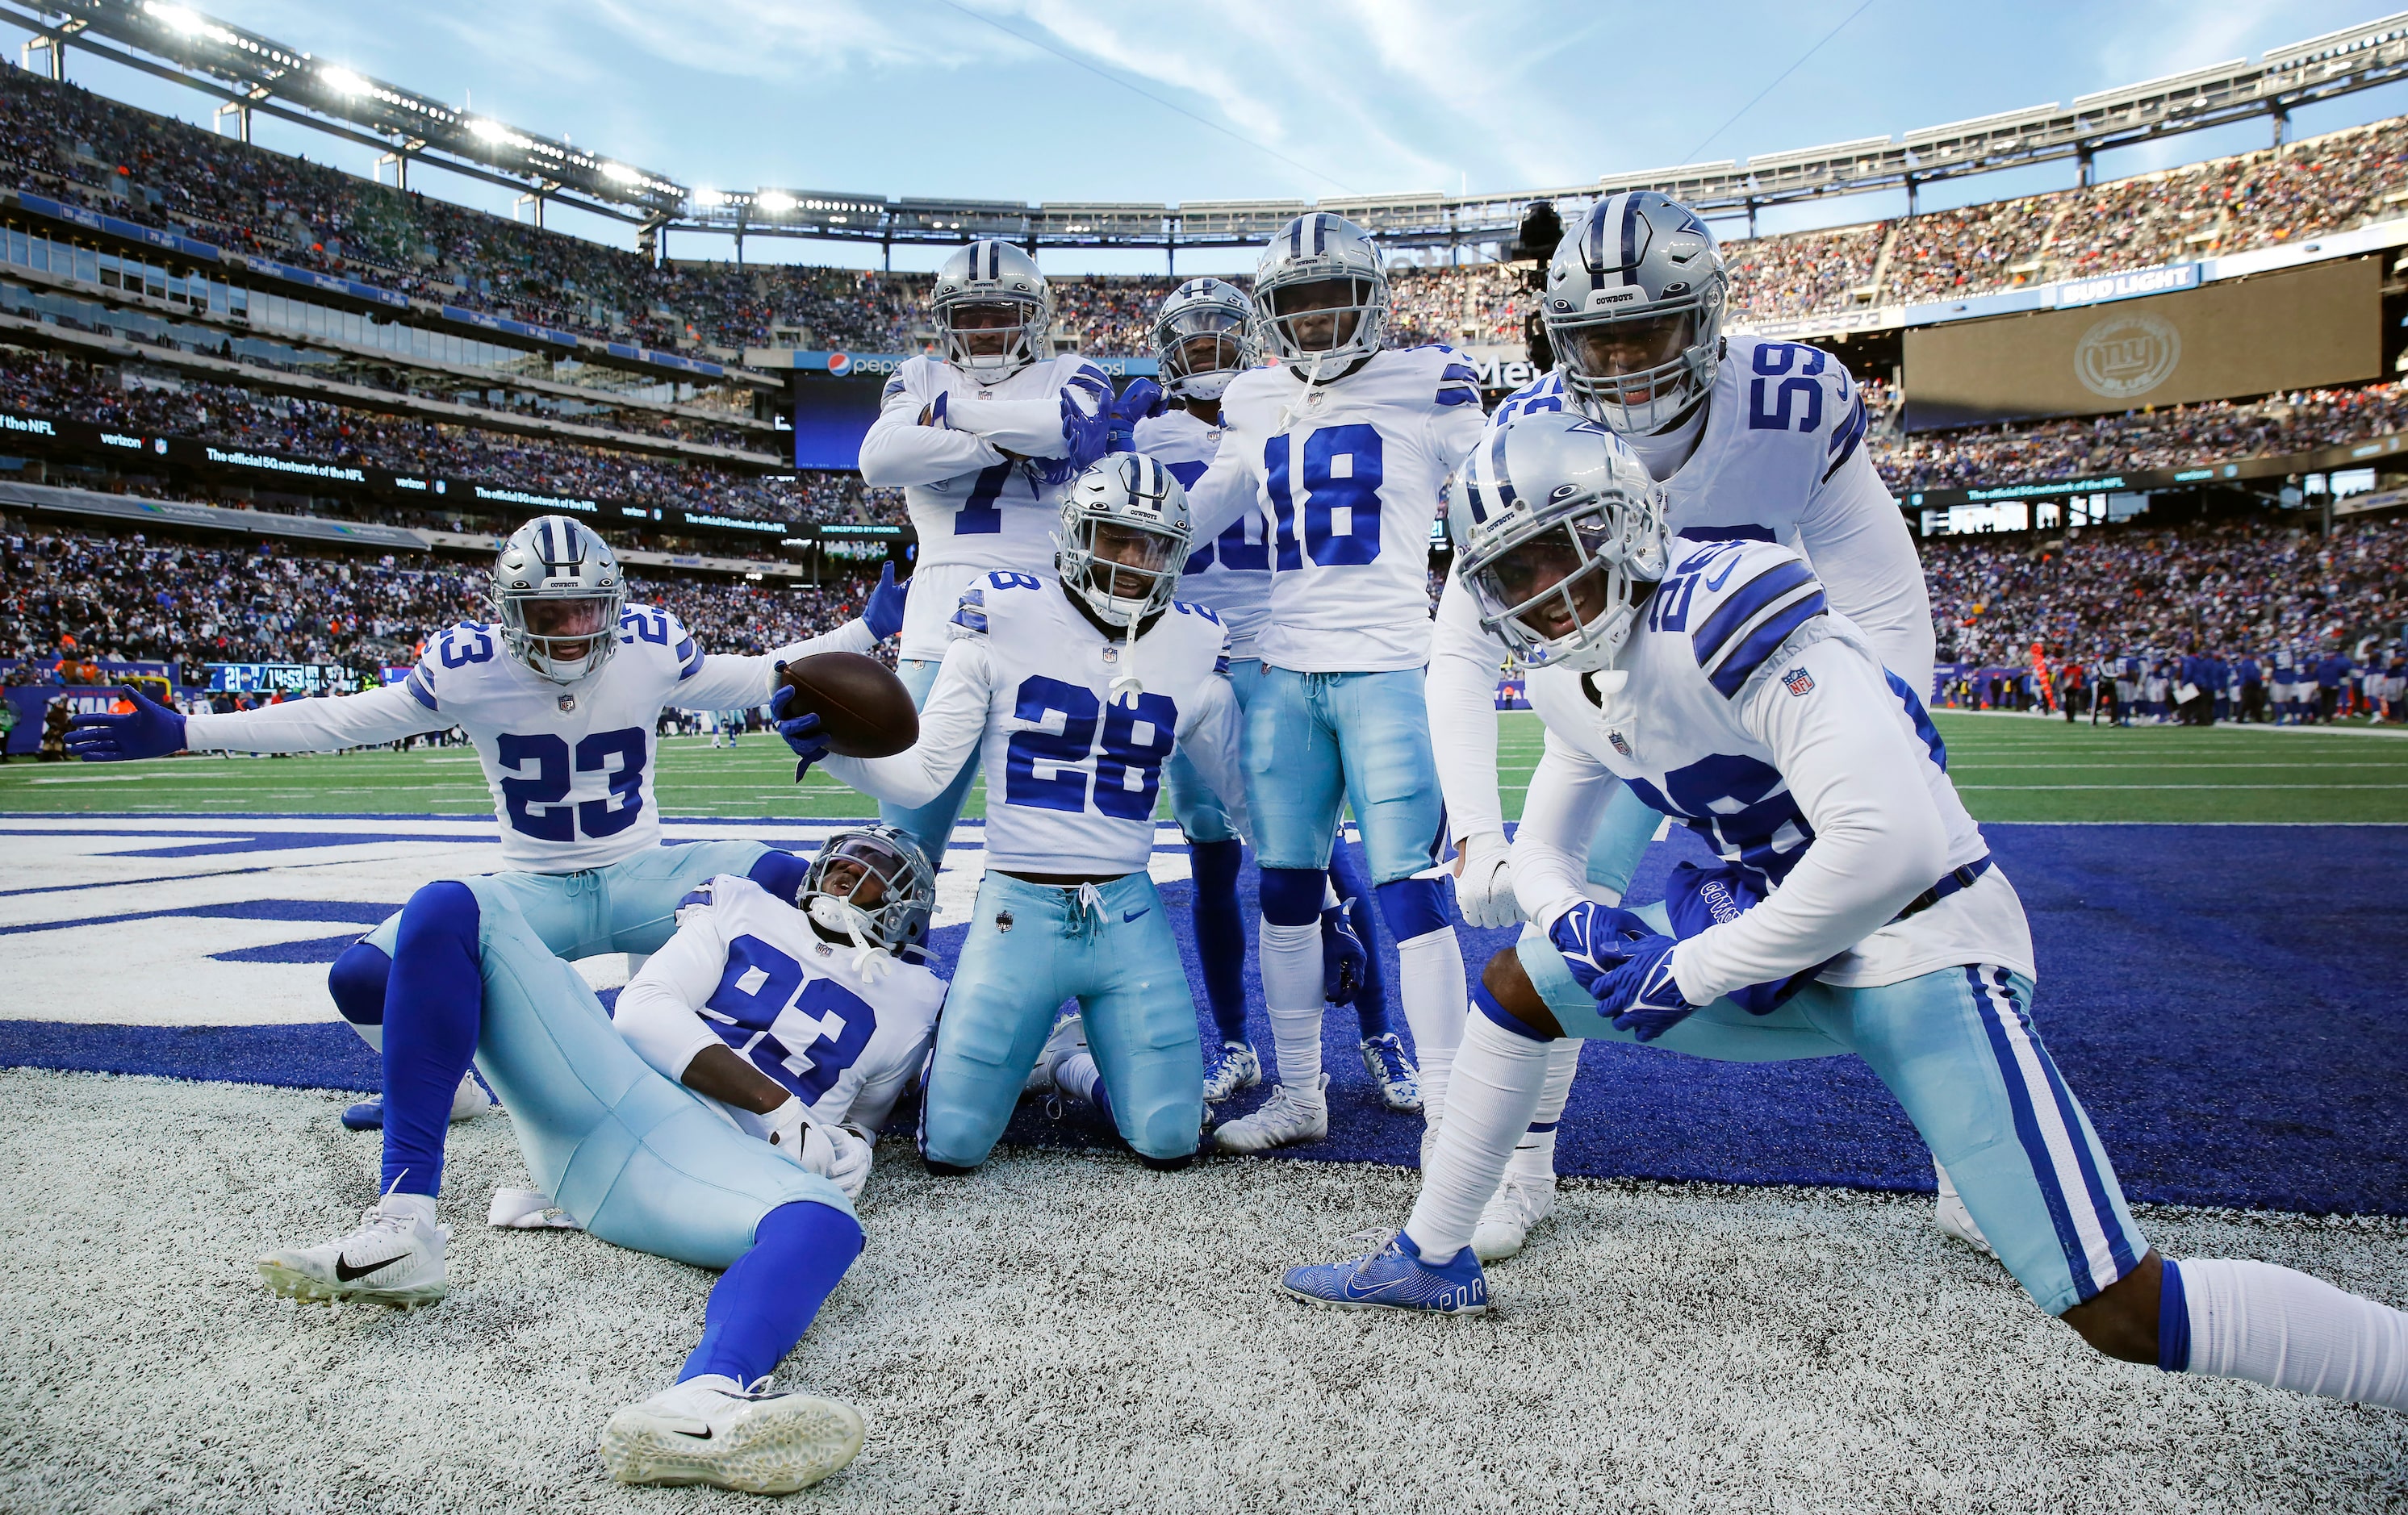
[1903,257,2380,432]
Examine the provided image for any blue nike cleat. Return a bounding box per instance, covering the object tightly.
[1280,1229,1488,1314]
[341,1098,383,1132]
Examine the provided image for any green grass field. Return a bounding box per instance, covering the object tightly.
[3,712,2403,823]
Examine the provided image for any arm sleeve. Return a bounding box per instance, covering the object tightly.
[1797,440,1934,689]
[672,618,879,712]
[819,637,991,808]
[1510,731,1619,928]
[612,907,731,1084]
[1426,386,1489,480]
[1173,670,1252,843]
[1670,632,1949,1005]
[1181,432,1260,544]
[182,681,448,753]
[942,369,1104,459]
[857,370,1003,487]
[1428,569,1507,842]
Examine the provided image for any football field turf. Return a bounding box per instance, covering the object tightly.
[2,710,2404,823]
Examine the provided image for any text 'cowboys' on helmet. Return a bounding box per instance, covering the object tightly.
[492,515,626,685]
[1447,409,1668,674]
[1252,212,1387,369]
[1542,191,1728,436]
[1056,453,1194,629]
[932,240,1054,382]
[1153,278,1258,403]
[801,824,937,960]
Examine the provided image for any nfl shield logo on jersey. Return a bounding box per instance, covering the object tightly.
[1782,667,1816,697]
[1608,730,1633,758]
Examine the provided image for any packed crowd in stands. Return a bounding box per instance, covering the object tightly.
[0,515,880,683]
[1875,381,2408,491]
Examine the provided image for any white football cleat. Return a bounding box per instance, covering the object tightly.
[257,1196,449,1306]
[1213,1073,1330,1153]
[1471,1171,1557,1262]
[600,1374,865,1493]
[1934,1160,1996,1256]
[1025,1012,1088,1095]
[1201,1041,1261,1104]
[1357,1032,1421,1113]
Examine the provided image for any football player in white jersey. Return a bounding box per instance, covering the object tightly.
[1424,193,1956,1260]
[1133,277,1416,1111]
[1283,412,2408,1424]
[857,239,1114,870]
[65,515,904,1129]
[813,454,1248,1172]
[1180,213,1486,1155]
[248,827,939,1494]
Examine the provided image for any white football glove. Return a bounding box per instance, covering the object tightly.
[1452,830,1520,929]
[765,1098,875,1200]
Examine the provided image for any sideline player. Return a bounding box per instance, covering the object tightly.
[251,827,939,1492]
[1425,192,1958,1259]
[1131,276,1416,1110]
[65,516,905,1127]
[1182,214,1486,1154]
[1284,410,2408,1419]
[857,239,1114,869]
[813,453,1247,1171]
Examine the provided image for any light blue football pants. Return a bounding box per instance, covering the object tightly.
[882,656,984,870]
[1244,666,1446,884]
[359,837,775,963]
[462,876,852,1269]
[922,870,1204,1170]
[1516,905,2147,1316]
[1162,656,1261,842]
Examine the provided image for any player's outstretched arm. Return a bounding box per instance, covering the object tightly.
[858,367,1002,487]
[940,361,1110,461]
[1427,570,1520,926]
[675,570,903,715]
[1508,732,1620,926]
[818,639,990,808]
[72,680,445,761]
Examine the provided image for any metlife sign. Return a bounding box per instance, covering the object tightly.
[2054,262,2201,310]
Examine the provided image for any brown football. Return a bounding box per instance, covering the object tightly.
[776,651,918,758]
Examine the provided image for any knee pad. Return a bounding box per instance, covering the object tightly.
[1259,866,1327,927]
[326,941,391,1028]
[746,849,811,906]
[394,879,481,958]
[1374,876,1449,941]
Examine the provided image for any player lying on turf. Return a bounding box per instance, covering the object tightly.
[253,826,942,1494]
[1127,277,1419,1115]
[65,515,905,1130]
[806,453,1249,1173]
[1282,411,2408,1415]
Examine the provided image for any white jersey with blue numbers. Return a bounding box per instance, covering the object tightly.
[1185,344,1486,673]
[858,353,1113,662]
[1513,536,2030,1002]
[1482,342,1929,691]
[1136,405,1272,659]
[612,873,945,1141]
[180,604,876,872]
[822,572,1250,877]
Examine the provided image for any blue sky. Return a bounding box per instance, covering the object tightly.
[13,0,2408,274]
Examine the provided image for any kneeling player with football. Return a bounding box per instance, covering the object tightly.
[809,453,1248,1173]
[1284,411,2408,1414]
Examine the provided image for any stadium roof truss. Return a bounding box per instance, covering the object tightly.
[6,1,2408,253]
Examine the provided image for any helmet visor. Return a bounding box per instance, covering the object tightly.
[1265,277,1373,354]
[1470,520,1619,645]
[1165,328,1247,383]
[1563,309,1696,382]
[1087,520,1182,601]
[944,299,1032,358]
[517,593,616,662]
[815,833,907,911]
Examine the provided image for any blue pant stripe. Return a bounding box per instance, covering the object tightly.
[2003,967,2143,1281]
[1965,966,2097,1300]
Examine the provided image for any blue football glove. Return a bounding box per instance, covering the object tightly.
[863,561,908,641]
[1056,387,1114,476]
[63,687,186,762]
[1593,934,1698,1042]
[1106,377,1166,453]
[1545,899,1658,997]
[767,679,831,782]
[1320,900,1368,1004]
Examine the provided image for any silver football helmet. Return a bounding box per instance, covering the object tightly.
[492,515,625,684]
[931,239,1052,382]
[1152,277,1256,403]
[1541,191,1728,435]
[1446,409,1667,674]
[1252,212,1387,366]
[1056,453,1191,629]
[801,824,935,960]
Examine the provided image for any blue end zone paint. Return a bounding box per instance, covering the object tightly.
[5,824,2402,1216]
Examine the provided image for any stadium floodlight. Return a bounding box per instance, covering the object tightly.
[600,163,639,184]
[142,2,205,33]
[468,118,509,143]
[318,66,369,97]
[692,188,725,208]
[756,191,797,214]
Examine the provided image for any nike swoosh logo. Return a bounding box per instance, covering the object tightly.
[1704,557,1741,593]
[333,1252,402,1283]
[1123,908,1151,923]
[671,1427,714,1442]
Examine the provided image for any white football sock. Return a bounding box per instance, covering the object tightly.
[1507,1038,1581,1181]
[1258,918,1324,1093]
[1056,1051,1102,1105]
[378,1190,437,1225]
[1394,924,1467,1127]
[1404,1012,1551,1259]
[2172,1258,2408,1408]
